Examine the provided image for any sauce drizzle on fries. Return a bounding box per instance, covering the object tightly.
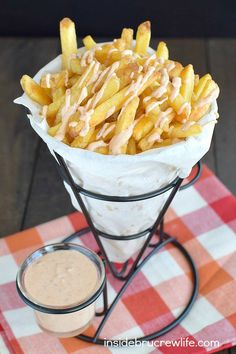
[20,17,220,155]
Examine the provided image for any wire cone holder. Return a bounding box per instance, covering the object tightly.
[54,152,201,346]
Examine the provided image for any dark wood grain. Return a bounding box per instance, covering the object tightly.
[0,38,58,236]
[208,39,236,194]
[22,142,74,229]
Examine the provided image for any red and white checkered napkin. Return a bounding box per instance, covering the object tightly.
[0,165,236,354]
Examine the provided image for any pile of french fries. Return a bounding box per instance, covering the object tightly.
[20,18,220,155]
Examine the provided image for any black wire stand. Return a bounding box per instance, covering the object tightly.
[54,152,201,346]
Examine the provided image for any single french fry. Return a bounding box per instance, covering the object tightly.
[83,35,96,49]
[70,61,99,98]
[60,18,77,69]
[52,87,66,101]
[189,104,210,121]
[121,28,134,49]
[153,138,173,148]
[71,127,95,148]
[95,44,113,64]
[180,64,194,102]
[193,74,212,101]
[168,61,183,79]
[156,41,169,61]
[168,93,190,121]
[105,50,122,65]
[134,21,151,55]
[114,38,126,50]
[198,79,217,100]
[169,123,202,138]
[127,137,137,154]
[87,128,99,144]
[109,96,139,154]
[46,96,64,126]
[70,58,83,75]
[91,75,120,107]
[133,115,153,141]
[96,145,109,155]
[143,97,161,114]
[20,75,51,105]
[138,127,163,151]
[116,96,139,133]
[48,122,62,136]
[194,74,199,87]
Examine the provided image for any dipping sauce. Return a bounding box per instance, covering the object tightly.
[24,250,98,307]
[17,244,105,338]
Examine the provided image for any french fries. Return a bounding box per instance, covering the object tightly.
[156,42,169,60]
[109,96,139,154]
[20,75,51,105]
[180,64,194,102]
[121,28,133,49]
[134,21,151,55]
[60,18,77,70]
[169,123,202,138]
[83,35,96,49]
[139,127,163,151]
[20,18,220,155]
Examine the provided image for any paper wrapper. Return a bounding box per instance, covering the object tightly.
[14,46,219,262]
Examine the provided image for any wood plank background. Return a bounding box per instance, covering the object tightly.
[0,37,235,354]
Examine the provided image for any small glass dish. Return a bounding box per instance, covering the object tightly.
[16,243,105,338]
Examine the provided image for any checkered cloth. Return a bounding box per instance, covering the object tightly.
[0,165,236,354]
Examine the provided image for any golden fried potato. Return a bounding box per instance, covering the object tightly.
[156,42,169,60]
[121,28,134,49]
[83,35,96,49]
[20,18,219,155]
[20,75,51,105]
[60,18,77,69]
[135,21,151,55]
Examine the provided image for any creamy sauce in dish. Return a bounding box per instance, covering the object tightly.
[24,250,98,307]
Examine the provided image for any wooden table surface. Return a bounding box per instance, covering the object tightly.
[0,37,235,354]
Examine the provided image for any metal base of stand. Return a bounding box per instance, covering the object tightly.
[53,152,202,346]
[62,227,198,345]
